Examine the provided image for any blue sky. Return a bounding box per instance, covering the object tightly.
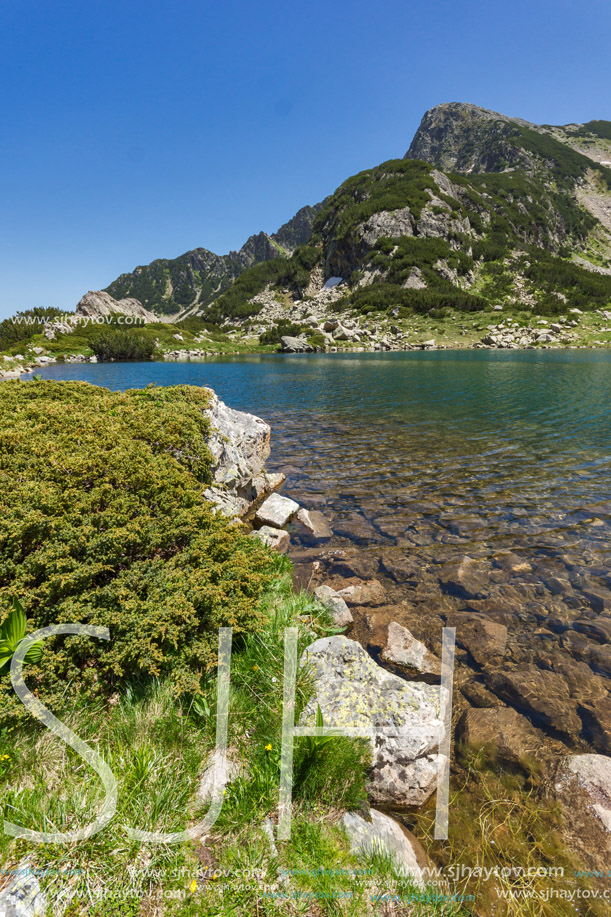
[1,0,610,319]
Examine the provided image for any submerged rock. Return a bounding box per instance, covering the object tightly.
[336,578,387,607]
[381,622,441,677]
[450,613,508,666]
[457,707,542,765]
[562,754,611,832]
[299,636,443,806]
[486,666,581,737]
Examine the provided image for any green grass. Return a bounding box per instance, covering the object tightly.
[0,567,457,916]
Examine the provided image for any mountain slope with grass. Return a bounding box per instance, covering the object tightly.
[196,103,611,341]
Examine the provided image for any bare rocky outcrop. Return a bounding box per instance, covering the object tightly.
[75,290,160,323]
[202,389,282,517]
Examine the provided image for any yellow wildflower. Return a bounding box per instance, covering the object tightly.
[265,743,272,752]
[252,665,258,671]
[189,880,197,893]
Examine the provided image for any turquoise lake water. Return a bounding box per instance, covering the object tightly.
[27,349,611,745]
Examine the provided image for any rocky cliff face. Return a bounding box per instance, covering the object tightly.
[405,102,534,173]
[203,103,611,328]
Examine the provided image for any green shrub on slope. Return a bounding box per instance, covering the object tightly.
[0,381,275,725]
[90,328,157,361]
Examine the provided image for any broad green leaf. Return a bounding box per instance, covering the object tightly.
[0,602,27,650]
[23,640,43,665]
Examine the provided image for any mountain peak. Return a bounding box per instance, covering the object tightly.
[404,102,535,172]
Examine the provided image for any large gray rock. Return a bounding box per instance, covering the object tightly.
[0,866,46,917]
[562,754,611,831]
[203,390,274,517]
[299,636,442,806]
[75,289,159,323]
[280,336,312,353]
[314,585,353,627]
[381,622,441,677]
[255,492,300,529]
[341,809,427,887]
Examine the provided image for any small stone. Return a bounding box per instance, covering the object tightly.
[296,508,333,542]
[255,493,300,529]
[314,585,353,627]
[250,526,290,553]
[341,809,429,888]
[381,622,441,676]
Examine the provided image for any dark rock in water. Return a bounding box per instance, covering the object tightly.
[333,514,378,544]
[581,586,611,614]
[587,644,611,678]
[463,598,517,625]
[579,698,611,755]
[447,613,508,666]
[493,552,533,575]
[459,679,505,709]
[379,551,422,583]
[573,618,611,644]
[457,706,543,765]
[438,556,490,599]
[336,577,387,607]
[295,508,333,542]
[486,666,582,738]
[324,553,379,580]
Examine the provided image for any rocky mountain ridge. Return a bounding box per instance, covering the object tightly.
[199,103,611,333]
[104,203,323,317]
[75,102,611,339]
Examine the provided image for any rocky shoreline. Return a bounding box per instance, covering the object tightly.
[199,394,611,886]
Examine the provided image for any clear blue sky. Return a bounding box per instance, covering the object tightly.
[1,0,610,319]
